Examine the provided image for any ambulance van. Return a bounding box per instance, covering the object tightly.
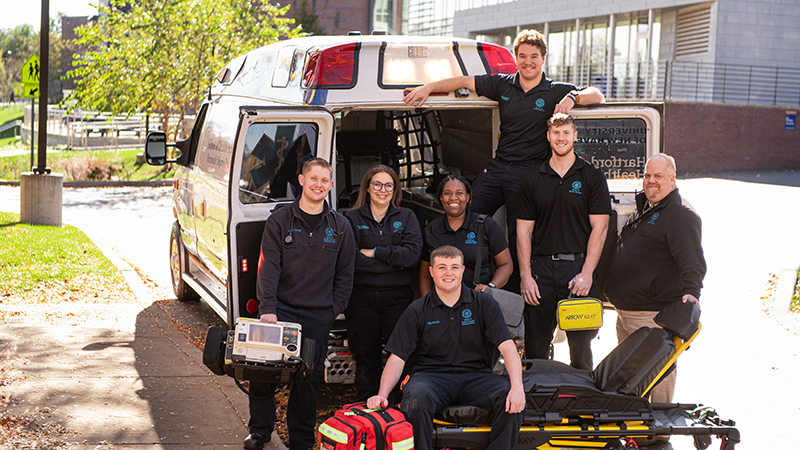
[143,33,662,383]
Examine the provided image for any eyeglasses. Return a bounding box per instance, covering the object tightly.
[371,181,395,192]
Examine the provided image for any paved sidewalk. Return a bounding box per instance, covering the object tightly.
[0,212,286,449]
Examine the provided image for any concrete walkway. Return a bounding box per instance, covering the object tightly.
[0,188,286,449]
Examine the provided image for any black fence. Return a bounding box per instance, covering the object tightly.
[549,60,800,107]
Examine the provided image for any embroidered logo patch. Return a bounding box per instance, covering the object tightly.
[533,97,545,112]
[392,221,404,234]
[647,212,660,225]
[461,308,475,326]
[569,181,582,194]
[324,227,337,243]
[465,231,477,245]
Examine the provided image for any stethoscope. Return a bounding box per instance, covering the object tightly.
[284,211,342,245]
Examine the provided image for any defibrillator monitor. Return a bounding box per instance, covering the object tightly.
[229,318,302,364]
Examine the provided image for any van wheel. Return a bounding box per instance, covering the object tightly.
[171,223,199,302]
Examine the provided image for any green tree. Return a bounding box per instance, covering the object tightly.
[295,0,325,36]
[65,0,301,139]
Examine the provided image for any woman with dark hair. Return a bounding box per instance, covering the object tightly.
[419,175,513,295]
[345,164,423,401]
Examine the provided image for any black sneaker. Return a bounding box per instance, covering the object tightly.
[243,432,269,450]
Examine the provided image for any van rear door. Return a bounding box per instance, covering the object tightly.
[226,107,336,327]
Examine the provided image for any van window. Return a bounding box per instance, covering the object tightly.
[195,102,237,182]
[575,118,648,180]
[239,122,318,203]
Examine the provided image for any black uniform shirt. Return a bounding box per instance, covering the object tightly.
[516,156,611,255]
[345,204,423,290]
[385,285,512,373]
[474,73,576,163]
[422,210,508,286]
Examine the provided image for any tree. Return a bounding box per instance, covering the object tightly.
[65,0,301,139]
[295,0,325,36]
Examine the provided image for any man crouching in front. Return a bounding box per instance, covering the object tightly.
[367,245,525,449]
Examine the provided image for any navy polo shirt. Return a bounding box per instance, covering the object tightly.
[516,156,611,255]
[422,210,508,286]
[474,73,576,163]
[385,285,512,373]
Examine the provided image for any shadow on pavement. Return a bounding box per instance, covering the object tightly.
[682,169,800,187]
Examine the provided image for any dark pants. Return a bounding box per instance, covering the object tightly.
[471,158,542,294]
[345,286,414,401]
[400,371,523,450]
[248,302,334,450]
[524,255,598,370]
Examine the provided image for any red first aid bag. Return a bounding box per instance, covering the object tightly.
[318,402,414,450]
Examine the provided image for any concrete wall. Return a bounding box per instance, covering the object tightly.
[715,0,800,69]
[664,100,800,173]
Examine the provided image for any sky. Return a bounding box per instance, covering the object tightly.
[2,0,100,31]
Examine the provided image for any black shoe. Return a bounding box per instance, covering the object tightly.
[244,432,268,450]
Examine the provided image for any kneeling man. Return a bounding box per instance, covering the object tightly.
[367,245,525,450]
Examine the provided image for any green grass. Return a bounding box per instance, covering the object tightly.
[0,211,126,293]
[0,105,24,126]
[0,148,176,182]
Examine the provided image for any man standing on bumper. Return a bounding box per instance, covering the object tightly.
[246,157,356,450]
[602,154,706,404]
[516,113,610,369]
[367,245,525,450]
[403,30,605,292]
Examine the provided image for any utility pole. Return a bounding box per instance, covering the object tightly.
[35,0,50,174]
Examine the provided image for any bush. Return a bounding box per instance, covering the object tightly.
[55,154,118,181]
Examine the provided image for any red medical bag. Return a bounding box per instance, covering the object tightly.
[318,402,414,450]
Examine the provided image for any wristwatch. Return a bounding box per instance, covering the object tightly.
[488,282,497,288]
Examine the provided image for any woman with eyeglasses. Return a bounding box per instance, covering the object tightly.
[345,164,423,401]
[419,174,513,296]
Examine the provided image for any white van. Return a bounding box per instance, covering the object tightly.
[144,34,662,383]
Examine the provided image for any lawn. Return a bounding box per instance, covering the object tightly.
[0,148,176,181]
[0,105,24,126]
[0,211,128,295]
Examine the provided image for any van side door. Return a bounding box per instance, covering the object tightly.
[226,107,336,326]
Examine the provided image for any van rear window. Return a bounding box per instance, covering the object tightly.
[239,123,318,204]
[378,42,467,88]
[575,118,648,180]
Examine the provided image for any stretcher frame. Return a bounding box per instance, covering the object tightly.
[431,324,741,450]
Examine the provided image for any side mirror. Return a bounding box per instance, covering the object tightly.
[145,131,169,165]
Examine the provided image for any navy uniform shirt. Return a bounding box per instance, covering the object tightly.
[422,210,508,286]
[516,156,611,255]
[474,73,577,163]
[385,285,512,373]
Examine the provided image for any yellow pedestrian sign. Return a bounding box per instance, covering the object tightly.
[21,54,40,85]
[23,84,39,99]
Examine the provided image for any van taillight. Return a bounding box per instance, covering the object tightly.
[477,42,516,75]
[303,43,360,89]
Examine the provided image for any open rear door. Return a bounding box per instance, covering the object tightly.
[226,106,336,327]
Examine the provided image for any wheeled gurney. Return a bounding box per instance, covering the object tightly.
[431,302,740,449]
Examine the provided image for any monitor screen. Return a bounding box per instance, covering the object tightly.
[249,324,282,344]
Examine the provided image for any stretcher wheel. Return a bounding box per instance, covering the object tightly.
[693,434,712,449]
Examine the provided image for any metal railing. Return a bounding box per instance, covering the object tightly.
[23,106,195,150]
[549,60,800,107]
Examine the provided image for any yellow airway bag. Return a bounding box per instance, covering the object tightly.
[557,297,604,331]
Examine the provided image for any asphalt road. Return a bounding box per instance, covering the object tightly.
[1,172,799,450]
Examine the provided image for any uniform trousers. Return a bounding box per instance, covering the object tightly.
[524,255,597,370]
[400,371,522,450]
[345,286,414,401]
[615,309,677,404]
[471,158,541,294]
[248,302,334,450]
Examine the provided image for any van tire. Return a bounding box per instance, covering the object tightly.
[171,222,199,302]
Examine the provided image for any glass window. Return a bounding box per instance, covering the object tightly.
[574,118,647,180]
[238,123,319,204]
